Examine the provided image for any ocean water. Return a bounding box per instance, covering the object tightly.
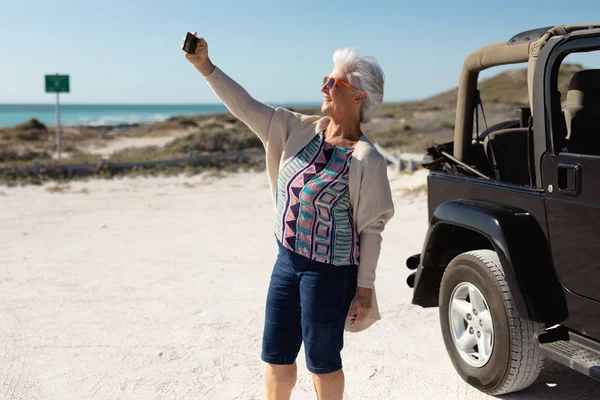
[0,103,321,128]
[0,104,229,128]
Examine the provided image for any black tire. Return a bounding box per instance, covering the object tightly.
[439,250,544,395]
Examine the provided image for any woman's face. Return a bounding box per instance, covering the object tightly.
[320,66,364,121]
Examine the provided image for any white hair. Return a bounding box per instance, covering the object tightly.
[332,47,385,123]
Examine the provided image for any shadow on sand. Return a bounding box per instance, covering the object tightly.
[497,360,600,400]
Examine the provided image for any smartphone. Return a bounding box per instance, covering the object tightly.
[183,32,199,54]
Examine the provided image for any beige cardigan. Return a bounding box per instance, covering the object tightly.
[204,66,395,332]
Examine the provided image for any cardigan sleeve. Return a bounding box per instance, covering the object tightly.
[356,159,395,288]
[204,66,276,146]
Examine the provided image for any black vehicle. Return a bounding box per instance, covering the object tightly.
[406,24,600,395]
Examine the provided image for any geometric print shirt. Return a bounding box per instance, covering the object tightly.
[274,131,360,266]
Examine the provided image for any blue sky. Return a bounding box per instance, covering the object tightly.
[2,0,600,104]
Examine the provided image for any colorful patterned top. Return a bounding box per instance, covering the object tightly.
[274,131,359,266]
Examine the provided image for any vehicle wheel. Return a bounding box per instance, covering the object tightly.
[439,250,544,395]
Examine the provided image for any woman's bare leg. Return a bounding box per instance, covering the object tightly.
[266,363,297,400]
[311,369,344,400]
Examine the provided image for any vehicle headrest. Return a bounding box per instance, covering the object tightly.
[566,69,600,108]
[564,69,600,139]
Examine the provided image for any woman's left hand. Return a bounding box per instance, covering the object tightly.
[349,287,372,326]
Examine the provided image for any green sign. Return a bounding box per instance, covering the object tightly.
[45,74,70,93]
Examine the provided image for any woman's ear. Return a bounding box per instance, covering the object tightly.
[354,92,367,103]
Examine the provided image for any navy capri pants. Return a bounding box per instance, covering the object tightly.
[261,239,358,374]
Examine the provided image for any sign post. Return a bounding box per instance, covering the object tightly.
[45,74,70,160]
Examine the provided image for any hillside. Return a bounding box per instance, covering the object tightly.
[419,63,582,107]
[367,62,584,151]
[0,62,589,180]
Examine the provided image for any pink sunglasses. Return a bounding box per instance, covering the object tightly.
[322,76,363,92]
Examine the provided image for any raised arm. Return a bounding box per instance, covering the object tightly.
[182,32,275,145]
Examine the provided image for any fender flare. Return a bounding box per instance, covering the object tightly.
[412,199,567,324]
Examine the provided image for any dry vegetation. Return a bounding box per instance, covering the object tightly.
[45,184,71,194]
[0,63,583,185]
[401,184,428,198]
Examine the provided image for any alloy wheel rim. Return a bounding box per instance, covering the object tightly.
[448,281,495,368]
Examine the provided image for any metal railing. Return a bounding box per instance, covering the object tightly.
[0,144,424,178]
[373,144,425,172]
[0,150,265,178]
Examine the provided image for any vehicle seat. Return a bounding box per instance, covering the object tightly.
[484,128,530,185]
[563,69,600,155]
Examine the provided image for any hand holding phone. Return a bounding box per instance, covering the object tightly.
[182,32,199,54]
[181,31,215,77]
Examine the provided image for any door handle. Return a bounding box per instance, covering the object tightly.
[557,163,581,196]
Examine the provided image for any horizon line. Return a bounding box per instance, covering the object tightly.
[0,99,418,106]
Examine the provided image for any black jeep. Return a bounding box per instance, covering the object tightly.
[406,24,600,395]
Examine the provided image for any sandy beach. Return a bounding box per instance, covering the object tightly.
[1,169,599,399]
[77,134,189,160]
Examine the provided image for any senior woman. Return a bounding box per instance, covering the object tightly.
[182,32,394,400]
